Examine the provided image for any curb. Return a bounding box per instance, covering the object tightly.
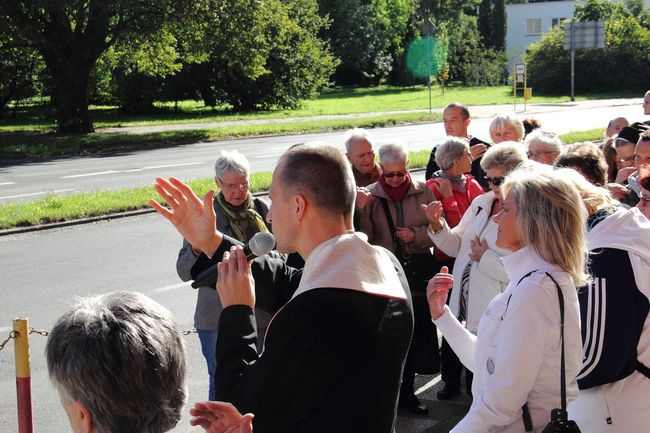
[0,169,427,237]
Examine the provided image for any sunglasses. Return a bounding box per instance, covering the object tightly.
[485,176,505,186]
[384,170,407,178]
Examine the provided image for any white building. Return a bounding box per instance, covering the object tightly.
[505,0,650,69]
[506,0,576,68]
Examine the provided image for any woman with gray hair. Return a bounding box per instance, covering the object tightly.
[524,129,562,165]
[427,137,484,228]
[422,142,527,399]
[489,114,525,144]
[356,141,440,415]
[176,149,272,401]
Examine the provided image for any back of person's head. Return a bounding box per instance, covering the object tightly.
[215,149,250,178]
[480,141,527,172]
[343,128,375,153]
[601,137,618,182]
[522,117,541,137]
[435,137,469,171]
[554,141,608,187]
[444,102,470,119]
[46,292,187,433]
[502,166,589,286]
[278,143,355,217]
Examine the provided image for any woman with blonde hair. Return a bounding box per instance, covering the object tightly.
[489,114,525,144]
[426,166,586,432]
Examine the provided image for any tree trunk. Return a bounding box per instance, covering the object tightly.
[55,64,94,134]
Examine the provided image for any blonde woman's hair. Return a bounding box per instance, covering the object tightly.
[489,114,525,143]
[554,167,615,216]
[502,167,589,286]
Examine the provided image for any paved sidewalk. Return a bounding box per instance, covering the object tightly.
[98,97,642,135]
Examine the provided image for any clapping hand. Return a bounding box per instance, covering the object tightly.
[469,236,488,262]
[426,266,453,320]
[190,401,254,433]
[435,178,453,198]
[355,187,372,209]
[217,246,256,308]
[150,177,223,257]
[470,143,487,160]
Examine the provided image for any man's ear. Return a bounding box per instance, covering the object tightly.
[293,194,306,221]
[65,400,93,433]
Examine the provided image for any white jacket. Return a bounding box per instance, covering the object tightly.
[428,191,510,332]
[568,207,650,433]
[435,246,582,433]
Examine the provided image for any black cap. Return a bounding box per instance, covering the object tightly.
[617,126,641,144]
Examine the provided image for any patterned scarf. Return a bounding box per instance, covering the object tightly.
[215,191,268,243]
[439,171,467,194]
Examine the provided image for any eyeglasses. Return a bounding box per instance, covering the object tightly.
[485,176,505,186]
[527,150,558,159]
[384,170,407,178]
[618,155,636,164]
[218,178,249,191]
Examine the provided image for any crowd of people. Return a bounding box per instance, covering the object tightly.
[45,91,650,433]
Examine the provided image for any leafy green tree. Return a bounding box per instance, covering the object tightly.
[1,0,194,133]
[478,0,506,51]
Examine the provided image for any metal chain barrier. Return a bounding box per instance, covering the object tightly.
[182,328,197,335]
[28,327,50,337]
[0,330,18,352]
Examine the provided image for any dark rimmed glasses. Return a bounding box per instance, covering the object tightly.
[485,176,505,186]
[384,170,407,178]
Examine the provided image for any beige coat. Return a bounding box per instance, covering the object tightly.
[356,180,436,255]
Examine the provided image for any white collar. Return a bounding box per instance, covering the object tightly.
[292,232,406,300]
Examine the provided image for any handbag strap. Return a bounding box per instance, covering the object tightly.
[520,271,567,432]
[379,197,404,259]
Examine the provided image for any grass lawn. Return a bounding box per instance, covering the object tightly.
[0,128,603,230]
[0,85,636,133]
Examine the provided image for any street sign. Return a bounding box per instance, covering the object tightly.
[563,21,605,50]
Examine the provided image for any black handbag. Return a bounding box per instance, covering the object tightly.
[378,197,436,292]
[522,272,581,433]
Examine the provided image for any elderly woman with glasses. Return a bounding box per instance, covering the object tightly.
[176,149,272,401]
[356,141,440,415]
[524,129,562,165]
[427,137,485,229]
[422,143,527,398]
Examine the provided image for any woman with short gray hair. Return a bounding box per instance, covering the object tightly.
[177,149,272,401]
[427,137,484,228]
[524,130,562,165]
[356,140,441,415]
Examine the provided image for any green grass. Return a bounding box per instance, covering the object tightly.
[1,85,634,133]
[0,112,441,158]
[0,127,605,230]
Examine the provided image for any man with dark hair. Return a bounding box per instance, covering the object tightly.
[46,292,191,433]
[151,143,414,433]
[426,103,491,190]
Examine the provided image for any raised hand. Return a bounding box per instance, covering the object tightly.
[355,187,372,209]
[216,245,256,308]
[426,266,453,320]
[190,401,254,433]
[420,201,445,233]
[149,177,223,257]
[470,143,487,160]
[469,236,488,262]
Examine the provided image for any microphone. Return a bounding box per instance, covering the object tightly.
[243,232,276,260]
[192,232,276,288]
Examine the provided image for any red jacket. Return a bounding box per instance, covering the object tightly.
[426,174,484,229]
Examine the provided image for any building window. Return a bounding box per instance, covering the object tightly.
[526,18,541,36]
[552,17,566,27]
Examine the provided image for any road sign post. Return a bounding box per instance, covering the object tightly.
[563,21,605,101]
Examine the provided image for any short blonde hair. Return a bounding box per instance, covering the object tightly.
[490,114,525,143]
[480,141,527,172]
[502,168,589,286]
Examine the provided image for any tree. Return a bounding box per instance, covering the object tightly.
[478,0,506,51]
[1,0,193,133]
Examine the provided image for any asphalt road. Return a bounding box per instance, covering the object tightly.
[1,98,646,203]
[0,211,471,433]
